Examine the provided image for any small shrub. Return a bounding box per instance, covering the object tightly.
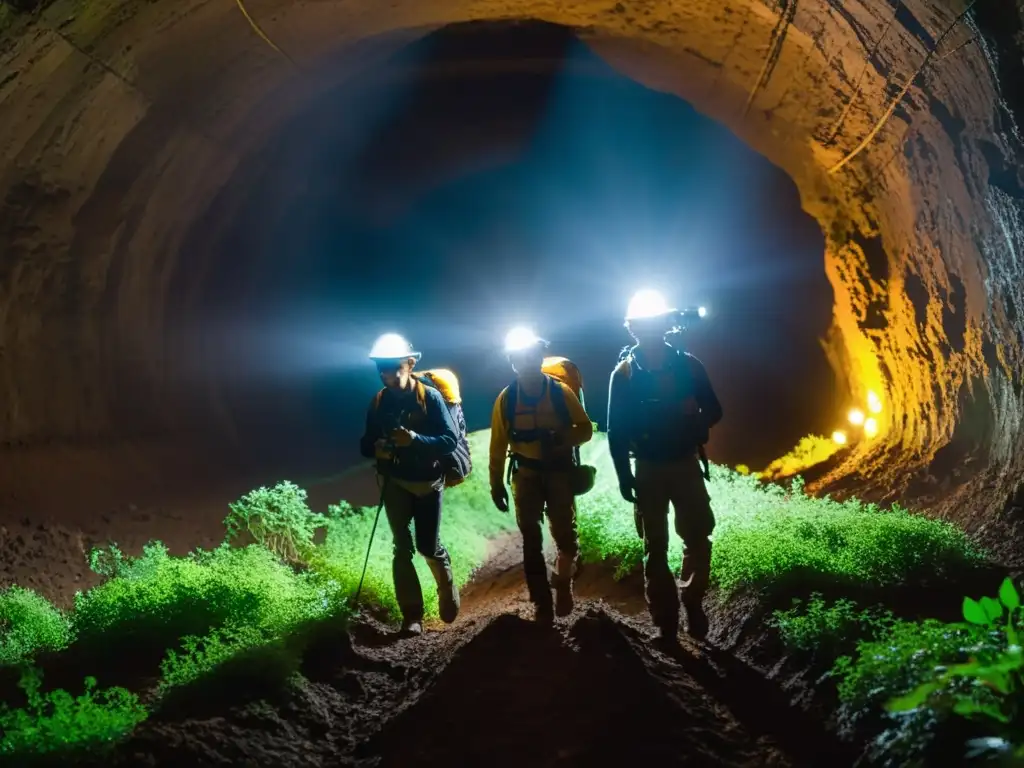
[224,481,329,564]
[770,594,893,654]
[73,542,346,654]
[87,543,126,580]
[0,667,146,758]
[0,587,73,667]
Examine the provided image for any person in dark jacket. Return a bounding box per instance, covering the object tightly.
[359,333,461,636]
[606,291,723,641]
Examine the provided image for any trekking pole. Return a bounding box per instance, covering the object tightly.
[352,458,392,607]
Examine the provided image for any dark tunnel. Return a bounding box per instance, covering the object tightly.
[177,21,837,480]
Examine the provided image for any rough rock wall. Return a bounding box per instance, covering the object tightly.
[0,0,1022,531]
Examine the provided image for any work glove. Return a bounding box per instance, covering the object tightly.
[618,475,636,504]
[492,487,510,513]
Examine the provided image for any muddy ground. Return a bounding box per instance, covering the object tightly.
[61,535,847,768]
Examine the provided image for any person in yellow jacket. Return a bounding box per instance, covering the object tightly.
[489,327,594,623]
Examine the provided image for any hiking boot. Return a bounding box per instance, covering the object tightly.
[554,582,574,618]
[401,620,423,637]
[654,622,679,644]
[683,598,709,640]
[427,559,460,624]
[438,583,460,624]
[534,601,555,626]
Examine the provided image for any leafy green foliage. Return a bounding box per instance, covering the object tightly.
[157,623,299,695]
[569,434,983,594]
[834,619,994,716]
[0,667,146,758]
[882,579,1024,762]
[0,587,73,667]
[224,481,329,564]
[73,541,346,653]
[769,594,894,654]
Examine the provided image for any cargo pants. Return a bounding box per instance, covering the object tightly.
[511,467,579,609]
[383,480,454,623]
[634,456,715,632]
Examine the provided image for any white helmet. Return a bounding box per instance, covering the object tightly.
[503,326,549,354]
[624,289,676,323]
[369,333,421,361]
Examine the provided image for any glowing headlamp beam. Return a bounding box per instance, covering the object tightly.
[504,326,541,353]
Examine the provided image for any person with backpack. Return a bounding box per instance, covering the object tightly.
[606,290,723,641]
[359,333,463,636]
[489,327,594,623]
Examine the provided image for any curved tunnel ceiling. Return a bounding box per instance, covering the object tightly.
[1,0,1024,543]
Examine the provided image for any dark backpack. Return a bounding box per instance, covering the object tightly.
[619,345,711,479]
[374,369,472,488]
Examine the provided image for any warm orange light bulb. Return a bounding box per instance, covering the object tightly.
[832,430,848,445]
[864,418,879,438]
[867,391,882,414]
[848,408,865,426]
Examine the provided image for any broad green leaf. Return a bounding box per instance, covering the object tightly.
[981,596,1004,621]
[999,578,1021,610]
[963,597,989,625]
[953,699,984,716]
[886,681,941,712]
[978,671,1012,694]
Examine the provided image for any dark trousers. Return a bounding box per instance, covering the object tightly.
[383,482,451,623]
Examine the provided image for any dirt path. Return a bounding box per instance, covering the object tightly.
[105,533,857,767]
[352,539,792,768]
[3,468,846,767]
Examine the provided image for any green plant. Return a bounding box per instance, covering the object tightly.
[770,594,893,654]
[157,623,299,693]
[87,542,126,580]
[886,579,1024,762]
[570,435,985,594]
[0,587,73,667]
[73,541,346,655]
[224,481,329,564]
[0,667,146,758]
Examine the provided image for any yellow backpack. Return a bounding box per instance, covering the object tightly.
[541,356,585,410]
[373,368,472,488]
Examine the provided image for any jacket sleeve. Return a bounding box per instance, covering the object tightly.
[359,398,380,459]
[489,389,510,491]
[689,356,723,429]
[556,383,593,447]
[412,389,458,456]
[607,363,633,482]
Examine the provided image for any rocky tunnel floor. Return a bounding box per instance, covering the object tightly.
[92,538,848,768]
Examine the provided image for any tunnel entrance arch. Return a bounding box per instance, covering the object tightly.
[1,0,1022,540]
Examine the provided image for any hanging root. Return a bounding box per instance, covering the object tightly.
[825,1,900,145]
[743,0,799,119]
[828,0,978,176]
[234,0,301,70]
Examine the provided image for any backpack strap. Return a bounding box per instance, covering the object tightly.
[503,381,518,429]
[548,381,584,466]
[548,378,571,427]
